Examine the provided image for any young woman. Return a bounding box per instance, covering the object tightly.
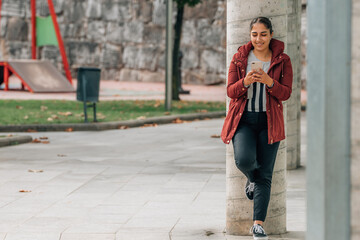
[221,17,293,240]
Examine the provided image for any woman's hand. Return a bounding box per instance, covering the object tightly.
[252,69,274,87]
[243,70,258,86]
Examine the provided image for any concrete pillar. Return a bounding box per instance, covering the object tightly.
[286,0,302,170]
[226,0,288,235]
[351,0,360,239]
[307,0,351,239]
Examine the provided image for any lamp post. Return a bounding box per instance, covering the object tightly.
[165,0,173,111]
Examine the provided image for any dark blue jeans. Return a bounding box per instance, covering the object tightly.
[232,110,280,222]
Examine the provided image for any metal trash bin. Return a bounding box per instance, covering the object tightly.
[76,67,101,122]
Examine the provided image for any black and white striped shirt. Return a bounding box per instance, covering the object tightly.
[246,51,271,112]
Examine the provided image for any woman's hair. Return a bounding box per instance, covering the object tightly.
[250,17,273,34]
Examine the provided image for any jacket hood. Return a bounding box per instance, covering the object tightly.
[237,38,285,61]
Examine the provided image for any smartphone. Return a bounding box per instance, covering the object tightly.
[251,61,262,72]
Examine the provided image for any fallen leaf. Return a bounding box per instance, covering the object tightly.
[172,118,184,124]
[137,116,146,120]
[57,154,67,157]
[32,138,42,143]
[118,125,129,130]
[24,115,29,120]
[7,134,13,137]
[41,141,50,144]
[19,189,31,193]
[28,169,43,173]
[51,115,59,119]
[142,123,158,128]
[211,134,221,138]
[39,137,48,140]
[47,117,53,122]
[16,105,23,109]
[27,129,38,133]
[164,112,171,115]
[40,105,48,111]
[65,128,73,132]
[205,230,214,236]
[154,101,161,107]
[58,112,73,116]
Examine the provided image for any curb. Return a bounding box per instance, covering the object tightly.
[0,111,226,132]
[0,135,33,147]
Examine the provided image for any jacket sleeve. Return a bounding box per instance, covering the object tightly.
[267,57,293,101]
[227,56,248,99]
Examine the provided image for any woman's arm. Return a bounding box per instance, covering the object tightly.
[267,58,293,101]
[227,57,248,99]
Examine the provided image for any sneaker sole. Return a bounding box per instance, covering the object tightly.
[253,236,268,240]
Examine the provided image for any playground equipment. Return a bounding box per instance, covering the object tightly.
[0,0,74,92]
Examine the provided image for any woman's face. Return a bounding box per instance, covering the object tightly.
[250,23,273,52]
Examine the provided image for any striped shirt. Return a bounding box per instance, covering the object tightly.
[246,51,270,112]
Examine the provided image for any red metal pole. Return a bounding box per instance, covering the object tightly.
[31,0,37,59]
[4,62,9,91]
[47,0,72,84]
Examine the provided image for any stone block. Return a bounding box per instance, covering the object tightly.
[87,21,106,42]
[101,69,120,81]
[183,1,218,20]
[102,0,130,23]
[181,20,196,45]
[5,18,28,41]
[140,1,153,23]
[61,23,86,39]
[6,42,30,59]
[152,0,166,27]
[143,25,164,44]
[1,0,27,17]
[183,71,204,85]
[40,46,62,65]
[101,44,122,68]
[106,23,124,45]
[266,191,286,218]
[86,0,102,19]
[64,1,86,23]
[196,19,222,47]
[203,73,226,85]
[181,46,199,70]
[67,41,101,66]
[119,68,139,81]
[122,46,158,71]
[0,17,7,37]
[138,70,164,83]
[201,49,226,74]
[36,0,64,17]
[123,21,144,43]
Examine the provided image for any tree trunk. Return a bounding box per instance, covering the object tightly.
[171,5,184,101]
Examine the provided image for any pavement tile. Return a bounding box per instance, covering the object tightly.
[60,233,116,240]
[115,228,171,240]
[63,223,122,234]
[4,232,61,240]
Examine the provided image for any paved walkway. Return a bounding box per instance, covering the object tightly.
[0,114,306,240]
[0,79,226,102]
[0,78,308,104]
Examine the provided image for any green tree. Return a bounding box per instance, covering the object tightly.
[172,0,202,100]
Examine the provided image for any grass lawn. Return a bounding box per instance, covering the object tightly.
[0,100,225,125]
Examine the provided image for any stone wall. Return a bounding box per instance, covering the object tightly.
[0,0,226,84]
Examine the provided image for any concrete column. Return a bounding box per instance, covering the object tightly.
[307,0,351,239]
[286,0,302,170]
[351,0,360,239]
[226,0,288,235]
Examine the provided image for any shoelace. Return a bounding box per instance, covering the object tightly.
[250,224,266,235]
[246,182,255,193]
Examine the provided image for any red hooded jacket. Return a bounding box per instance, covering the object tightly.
[221,39,293,145]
